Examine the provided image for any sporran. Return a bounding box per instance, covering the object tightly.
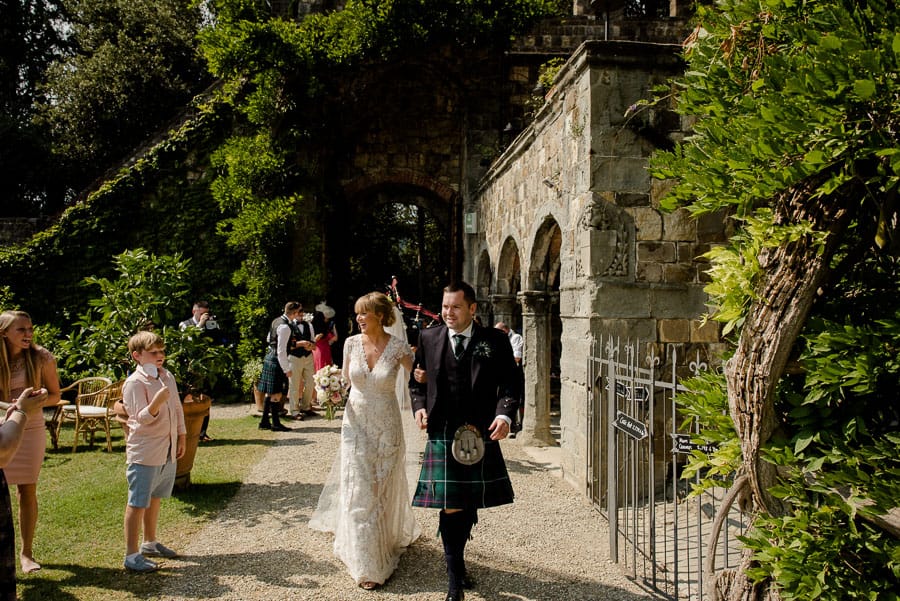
[451,424,485,465]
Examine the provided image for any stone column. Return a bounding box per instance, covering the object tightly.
[518,290,556,446]
[490,294,518,329]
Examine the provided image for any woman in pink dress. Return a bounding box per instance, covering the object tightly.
[312,303,338,370]
[0,310,60,574]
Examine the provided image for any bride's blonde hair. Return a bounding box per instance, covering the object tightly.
[354,292,396,327]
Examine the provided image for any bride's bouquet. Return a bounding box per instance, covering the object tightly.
[313,364,348,420]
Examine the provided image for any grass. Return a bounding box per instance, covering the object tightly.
[12,406,274,601]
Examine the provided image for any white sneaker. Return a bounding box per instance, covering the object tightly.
[124,554,159,572]
[140,541,178,558]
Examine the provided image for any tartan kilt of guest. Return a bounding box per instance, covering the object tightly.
[412,429,514,509]
[256,349,288,395]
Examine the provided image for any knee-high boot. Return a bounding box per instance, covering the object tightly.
[458,509,477,587]
[259,396,272,429]
[270,399,285,429]
[439,510,476,599]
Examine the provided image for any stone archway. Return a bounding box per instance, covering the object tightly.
[474,248,493,319]
[492,236,522,330]
[335,172,458,311]
[520,217,562,447]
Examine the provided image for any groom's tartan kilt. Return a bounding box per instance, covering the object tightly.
[412,429,514,509]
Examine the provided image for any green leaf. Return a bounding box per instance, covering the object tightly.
[853,79,876,99]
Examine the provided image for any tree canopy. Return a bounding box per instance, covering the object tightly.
[0,0,68,215]
[652,0,900,598]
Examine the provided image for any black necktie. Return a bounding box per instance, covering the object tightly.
[453,334,466,359]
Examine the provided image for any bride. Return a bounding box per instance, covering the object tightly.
[309,291,420,590]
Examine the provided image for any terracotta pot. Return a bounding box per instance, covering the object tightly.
[175,392,212,490]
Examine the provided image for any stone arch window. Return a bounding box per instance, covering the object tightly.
[496,236,522,295]
[528,217,562,291]
[475,249,493,302]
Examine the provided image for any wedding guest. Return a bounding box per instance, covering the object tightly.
[312,302,338,371]
[287,303,316,420]
[258,303,299,431]
[0,385,48,599]
[494,322,525,436]
[122,330,186,572]
[179,300,223,442]
[0,310,61,575]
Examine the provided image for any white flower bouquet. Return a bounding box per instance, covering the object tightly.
[313,364,348,420]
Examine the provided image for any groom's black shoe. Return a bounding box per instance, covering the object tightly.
[445,590,464,601]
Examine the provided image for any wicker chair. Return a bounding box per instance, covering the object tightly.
[104,380,128,439]
[57,377,113,452]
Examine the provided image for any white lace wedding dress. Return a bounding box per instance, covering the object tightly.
[309,333,421,585]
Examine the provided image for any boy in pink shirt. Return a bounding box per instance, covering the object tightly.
[122,331,186,572]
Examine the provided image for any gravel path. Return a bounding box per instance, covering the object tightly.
[155,404,653,601]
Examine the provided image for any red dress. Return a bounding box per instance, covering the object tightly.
[313,323,337,371]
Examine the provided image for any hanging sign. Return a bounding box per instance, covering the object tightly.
[614,410,648,440]
[671,433,718,455]
[614,380,650,402]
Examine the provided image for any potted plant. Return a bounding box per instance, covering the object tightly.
[165,326,232,488]
[241,356,265,413]
[54,249,236,488]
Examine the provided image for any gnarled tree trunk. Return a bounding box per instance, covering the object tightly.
[714,174,855,601]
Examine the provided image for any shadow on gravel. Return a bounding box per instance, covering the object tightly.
[152,548,338,597]
[503,456,558,476]
[201,480,326,527]
[380,530,648,601]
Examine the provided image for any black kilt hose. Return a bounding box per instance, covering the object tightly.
[257,348,288,395]
[412,426,514,509]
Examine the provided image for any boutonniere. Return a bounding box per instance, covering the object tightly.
[472,341,493,360]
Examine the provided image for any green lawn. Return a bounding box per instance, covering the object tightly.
[11,408,273,601]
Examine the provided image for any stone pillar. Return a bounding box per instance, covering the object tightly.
[518,290,556,446]
[490,294,518,329]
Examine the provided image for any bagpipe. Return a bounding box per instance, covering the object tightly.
[386,277,441,346]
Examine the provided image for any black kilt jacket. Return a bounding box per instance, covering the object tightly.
[410,322,520,508]
[409,322,519,437]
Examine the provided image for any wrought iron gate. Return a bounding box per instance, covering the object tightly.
[586,336,747,600]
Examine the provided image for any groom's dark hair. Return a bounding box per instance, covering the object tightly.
[444,281,476,305]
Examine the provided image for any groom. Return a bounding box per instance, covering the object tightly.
[410,281,519,601]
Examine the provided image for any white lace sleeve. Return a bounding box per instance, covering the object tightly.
[385,335,413,411]
[342,335,356,385]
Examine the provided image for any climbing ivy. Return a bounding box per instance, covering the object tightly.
[198,0,561,366]
[3,0,562,390]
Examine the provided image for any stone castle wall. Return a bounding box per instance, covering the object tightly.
[473,40,724,491]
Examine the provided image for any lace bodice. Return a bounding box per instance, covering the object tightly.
[343,334,412,399]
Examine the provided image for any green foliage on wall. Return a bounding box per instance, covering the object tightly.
[0,97,236,329]
[3,0,559,392]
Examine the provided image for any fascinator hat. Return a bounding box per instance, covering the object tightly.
[316,302,336,320]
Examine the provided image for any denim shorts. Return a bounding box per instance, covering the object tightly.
[126,462,176,508]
